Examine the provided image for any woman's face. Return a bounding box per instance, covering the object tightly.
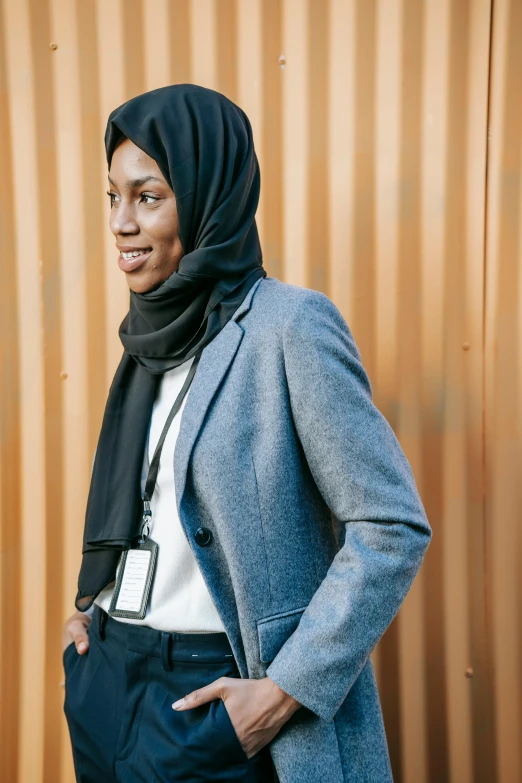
[108,138,184,293]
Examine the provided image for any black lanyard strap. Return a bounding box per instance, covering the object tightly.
[142,354,201,526]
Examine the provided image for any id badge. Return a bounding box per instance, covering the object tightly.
[108,536,158,620]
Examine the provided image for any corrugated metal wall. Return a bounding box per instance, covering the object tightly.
[486,1,522,782]
[0,1,519,781]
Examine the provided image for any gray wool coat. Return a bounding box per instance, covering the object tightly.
[172,276,431,782]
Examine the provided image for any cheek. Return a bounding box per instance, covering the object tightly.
[147,228,183,264]
[154,236,183,268]
[144,219,182,276]
[146,215,180,251]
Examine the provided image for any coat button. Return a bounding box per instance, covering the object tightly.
[194,527,213,547]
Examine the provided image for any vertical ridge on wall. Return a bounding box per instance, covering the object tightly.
[374,0,400,424]
[217,0,237,103]
[390,1,425,777]
[168,0,191,84]
[96,0,127,384]
[3,1,48,780]
[442,3,482,781]
[237,0,263,239]
[123,0,145,99]
[76,0,108,459]
[443,0,472,779]
[190,0,217,90]
[328,0,355,320]
[27,2,66,778]
[372,0,401,709]
[465,3,495,781]
[486,1,522,782]
[0,1,21,781]
[376,0,428,778]
[351,0,377,376]
[281,0,308,286]
[260,0,283,279]
[144,0,170,90]
[49,2,90,781]
[418,0,449,779]
[307,0,330,295]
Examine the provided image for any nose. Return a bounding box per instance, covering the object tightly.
[109,199,139,237]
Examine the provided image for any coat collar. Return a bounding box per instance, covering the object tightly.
[230,275,264,322]
[173,276,264,511]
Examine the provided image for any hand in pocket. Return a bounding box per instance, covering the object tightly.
[172,675,302,759]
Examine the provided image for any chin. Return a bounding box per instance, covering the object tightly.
[126,273,165,294]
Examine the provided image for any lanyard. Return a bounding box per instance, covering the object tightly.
[139,354,200,542]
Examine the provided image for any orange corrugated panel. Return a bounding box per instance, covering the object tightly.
[2,0,518,781]
[486,1,522,782]
[2,0,48,781]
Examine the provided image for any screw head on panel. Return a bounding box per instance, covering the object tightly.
[49,42,58,50]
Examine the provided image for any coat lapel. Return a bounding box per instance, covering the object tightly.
[173,277,263,510]
[174,318,244,510]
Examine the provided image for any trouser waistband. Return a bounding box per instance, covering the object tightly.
[92,604,236,672]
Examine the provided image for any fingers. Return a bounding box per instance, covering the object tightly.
[172,676,228,710]
[62,611,92,654]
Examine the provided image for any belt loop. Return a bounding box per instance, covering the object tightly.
[161,632,172,672]
[98,607,108,641]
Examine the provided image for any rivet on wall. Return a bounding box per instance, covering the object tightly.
[49,42,58,50]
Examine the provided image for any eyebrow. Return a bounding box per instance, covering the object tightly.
[107,175,164,189]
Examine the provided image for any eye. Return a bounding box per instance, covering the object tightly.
[140,193,159,205]
[106,190,119,206]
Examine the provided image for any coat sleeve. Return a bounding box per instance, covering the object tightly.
[265,290,431,722]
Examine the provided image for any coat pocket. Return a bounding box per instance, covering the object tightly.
[256,606,307,664]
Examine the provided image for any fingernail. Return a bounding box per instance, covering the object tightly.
[172,698,185,709]
[77,642,88,654]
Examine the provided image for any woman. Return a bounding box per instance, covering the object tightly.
[62,84,431,783]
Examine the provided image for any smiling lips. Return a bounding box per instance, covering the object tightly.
[117,246,153,273]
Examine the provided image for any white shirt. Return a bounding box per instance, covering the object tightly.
[95,358,226,633]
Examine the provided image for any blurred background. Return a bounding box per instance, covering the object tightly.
[0,0,521,781]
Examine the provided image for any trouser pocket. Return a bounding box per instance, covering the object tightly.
[63,626,122,782]
[155,690,249,781]
[215,697,250,763]
[115,658,272,783]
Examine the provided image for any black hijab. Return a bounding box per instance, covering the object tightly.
[75,84,265,611]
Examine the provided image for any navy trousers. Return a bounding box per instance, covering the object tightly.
[63,605,277,782]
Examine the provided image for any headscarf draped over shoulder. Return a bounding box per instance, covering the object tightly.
[75,85,265,611]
